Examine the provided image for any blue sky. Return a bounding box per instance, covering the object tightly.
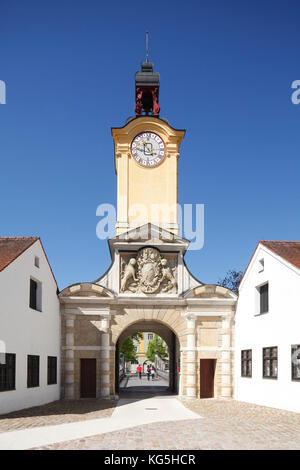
[1,0,300,289]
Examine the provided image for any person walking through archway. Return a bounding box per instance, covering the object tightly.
[151,364,156,381]
[137,364,142,380]
[146,365,151,381]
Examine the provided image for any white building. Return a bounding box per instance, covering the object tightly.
[0,237,60,414]
[235,241,300,413]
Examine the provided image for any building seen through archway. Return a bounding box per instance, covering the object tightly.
[116,325,179,396]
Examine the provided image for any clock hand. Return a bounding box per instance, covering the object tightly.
[138,145,153,156]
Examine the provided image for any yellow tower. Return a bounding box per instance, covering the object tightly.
[111,62,185,235]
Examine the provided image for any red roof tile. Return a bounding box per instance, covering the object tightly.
[260,241,300,269]
[0,237,39,272]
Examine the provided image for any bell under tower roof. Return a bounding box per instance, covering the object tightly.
[135,60,160,117]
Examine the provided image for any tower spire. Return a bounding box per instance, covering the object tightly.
[146,31,149,63]
[134,35,160,116]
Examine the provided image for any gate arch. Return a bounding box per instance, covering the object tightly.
[111,307,186,347]
[113,308,185,395]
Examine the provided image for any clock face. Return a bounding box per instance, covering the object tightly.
[130,132,166,167]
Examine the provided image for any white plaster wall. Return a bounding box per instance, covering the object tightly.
[0,240,60,414]
[235,245,300,413]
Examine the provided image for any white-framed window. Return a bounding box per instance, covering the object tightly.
[0,353,16,392]
[29,278,42,312]
[34,256,40,268]
[255,282,269,315]
[291,345,300,381]
[241,350,252,377]
[263,347,278,379]
[27,355,40,388]
[47,356,57,385]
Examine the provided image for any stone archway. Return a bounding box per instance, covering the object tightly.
[113,314,182,396]
[60,281,237,400]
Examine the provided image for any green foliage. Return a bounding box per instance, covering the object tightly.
[120,337,137,363]
[132,332,143,341]
[218,269,243,294]
[146,334,168,363]
[120,332,143,363]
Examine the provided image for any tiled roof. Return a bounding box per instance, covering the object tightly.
[260,241,300,270]
[0,237,39,272]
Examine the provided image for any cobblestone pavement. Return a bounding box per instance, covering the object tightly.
[33,399,300,450]
[0,400,116,433]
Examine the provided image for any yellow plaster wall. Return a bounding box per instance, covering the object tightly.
[112,117,185,234]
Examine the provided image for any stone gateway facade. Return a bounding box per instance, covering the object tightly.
[59,60,237,401]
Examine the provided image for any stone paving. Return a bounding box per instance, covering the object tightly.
[33,398,300,450]
[0,399,116,432]
[1,374,300,449]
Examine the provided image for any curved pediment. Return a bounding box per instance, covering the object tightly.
[59,282,114,298]
[184,284,237,299]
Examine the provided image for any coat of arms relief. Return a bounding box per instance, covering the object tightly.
[120,247,177,294]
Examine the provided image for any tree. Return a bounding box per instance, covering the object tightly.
[120,332,143,363]
[218,269,243,294]
[120,337,137,363]
[146,334,168,363]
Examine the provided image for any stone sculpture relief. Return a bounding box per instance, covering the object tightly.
[120,247,177,294]
[120,258,138,292]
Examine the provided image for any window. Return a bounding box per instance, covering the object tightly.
[258,258,264,272]
[29,278,42,311]
[34,256,40,268]
[263,347,278,379]
[259,283,269,314]
[291,345,300,381]
[241,350,252,377]
[47,357,57,385]
[27,355,40,388]
[148,334,153,340]
[30,279,37,309]
[0,354,16,392]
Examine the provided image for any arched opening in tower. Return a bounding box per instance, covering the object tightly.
[141,91,153,115]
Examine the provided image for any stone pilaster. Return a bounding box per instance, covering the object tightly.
[220,315,233,398]
[184,315,197,398]
[100,317,111,397]
[64,315,75,399]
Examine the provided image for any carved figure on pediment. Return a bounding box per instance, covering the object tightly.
[120,248,178,294]
[161,258,177,292]
[120,258,138,292]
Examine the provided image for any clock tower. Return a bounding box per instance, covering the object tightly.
[60,54,237,403]
[112,61,185,235]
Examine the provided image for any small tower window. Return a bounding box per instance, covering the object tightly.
[34,256,40,268]
[258,258,264,272]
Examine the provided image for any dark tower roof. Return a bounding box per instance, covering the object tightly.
[135,62,160,87]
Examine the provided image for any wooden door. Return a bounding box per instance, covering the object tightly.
[80,359,96,398]
[200,359,216,398]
